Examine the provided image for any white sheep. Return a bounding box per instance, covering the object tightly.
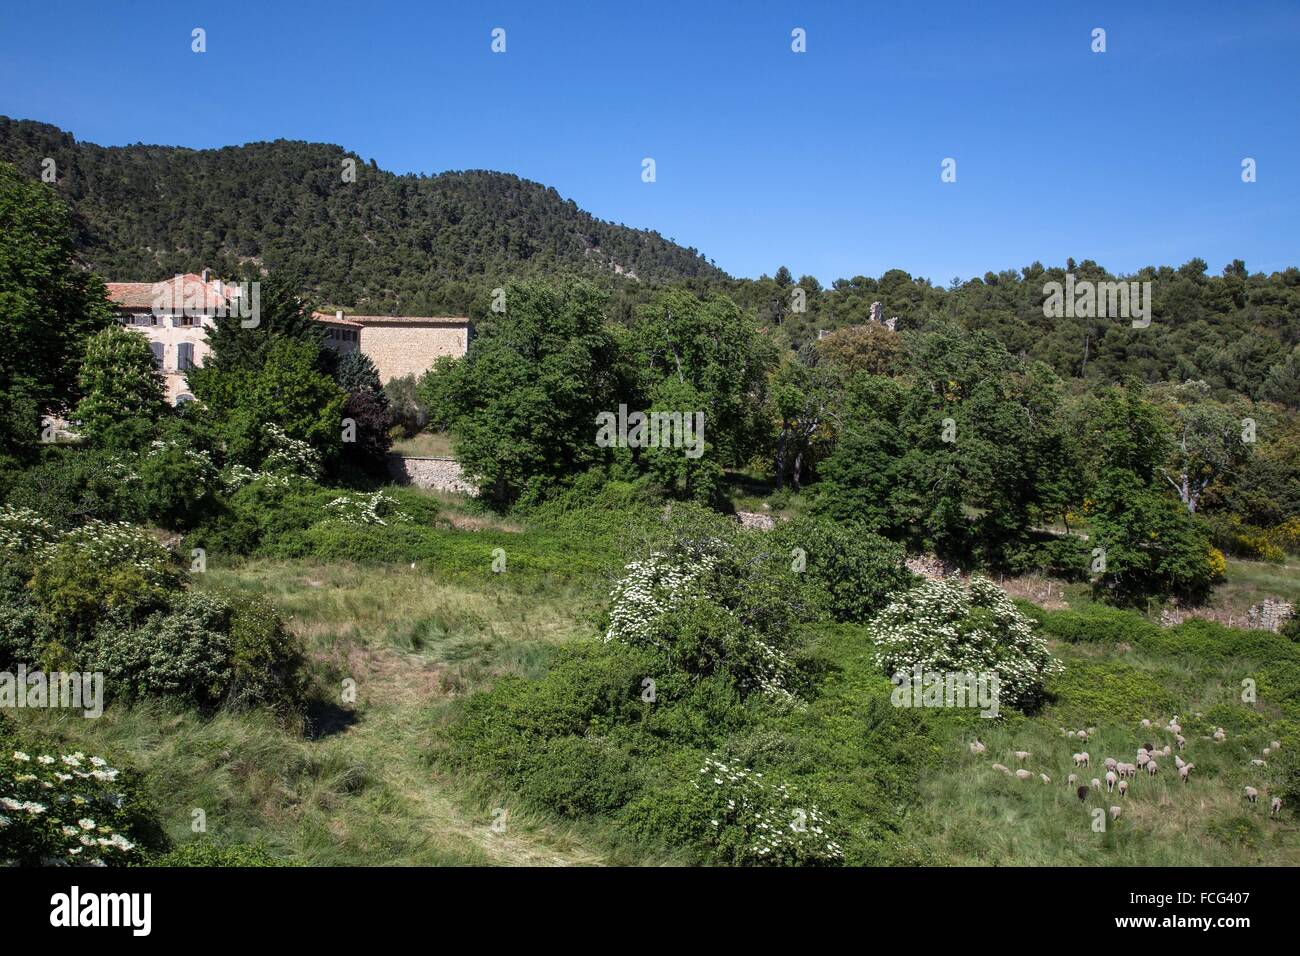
[1014,750,1031,763]
[1091,778,1102,790]
[1105,771,1117,793]
[992,763,1011,775]
[1251,759,1267,767]
[1146,760,1159,777]
[1040,773,1051,784]
[1270,740,1281,751]
[1103,757,1118,772]
[1079,751,1090,768]
[1109,805,1122,821]
[1175,734,1186,751]
[1272,796,1282,816]
[1214,728,1227,742]
[969,740,987,755]
[1140,718,1152,728]
[1117,779,1129,797]
[1168,722,1181,735]
[1174,755,1185,769]
[1245,786,1258,803]
[1015,769,1033,781]
[1178,763,1194,783]
[1067,773,1078,786]
[1077,731,1089,743]
[1136,751,1151,769]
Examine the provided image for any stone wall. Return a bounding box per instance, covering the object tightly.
[360,323,469,383]
[387,455,478,496]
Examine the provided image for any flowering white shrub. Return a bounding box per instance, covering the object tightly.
[263,424,322,480]
[685,755,843,865]
[38,520,177,589]
[603,553,716,649]
[603,553,797,699]
[0,505,57,558]
[324,490,401,526]
[868,576,1062,711]
[0,748,145,866]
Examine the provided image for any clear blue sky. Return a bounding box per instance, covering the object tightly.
[1,0,1297,283]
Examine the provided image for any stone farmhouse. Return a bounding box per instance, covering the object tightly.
[106,272,470,403]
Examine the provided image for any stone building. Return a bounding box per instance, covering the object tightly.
[106,272,470,402]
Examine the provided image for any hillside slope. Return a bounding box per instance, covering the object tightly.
[0,116,725,315]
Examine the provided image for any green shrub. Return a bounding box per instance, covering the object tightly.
[87,591,234,708]
[226,595,307,716]
[770,515,914,623]
[522,736,641,817]
[153,842,295,867]
[1045,658,1178,724]
[1037,604,1161,645]
[2,448,142,531]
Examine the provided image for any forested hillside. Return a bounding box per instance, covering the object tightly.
[0,116,725,315]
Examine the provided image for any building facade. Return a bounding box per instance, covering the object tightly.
[106,273,470,402]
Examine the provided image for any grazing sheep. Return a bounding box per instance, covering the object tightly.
[1158,746,1172,758]
[1015,769,1033,781]
[1146,760,1158,777]
[991,763,1011,774]
[1118,779,1129,798]
[1119,763,1136,779]
[1178,763,1193,783]
[1245,786,1258,803]
[1174,755,1185,769]
[1076,785,1089,802]
[1072,753,1085,767]
[1079,752,1091,768]
[969,740,987,755]
[1140,719,1152,728]
[1168,722,1182,735]
[1103,757,1118,772]
[1109,805,1122,821]
[1175,734,1186,751]
[1272,797,1282,816]
[1214,728,1227,742]
[1067,773,1078,787]
[1106,771,1117,793]
[1014,751,1031,763]
[1271,740,1281,751]
[1040,773,1051,784]
[1087,727,1097,735]
[1091,778,1102,791]
[1252,759,1268,767]
[1136,752,1151,769]
[1076,731,1089,743]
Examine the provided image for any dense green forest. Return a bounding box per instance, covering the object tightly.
[0,116,724,316]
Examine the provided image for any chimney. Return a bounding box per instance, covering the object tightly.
[201,268,211,283]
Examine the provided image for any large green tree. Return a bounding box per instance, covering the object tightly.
[73,325,167,451]
[0,161,113,462]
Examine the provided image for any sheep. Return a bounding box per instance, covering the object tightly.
[1251,759,1268,767]
[1245,786,1258,803]
[1175,734,1186,751]
[1068,773,1078,787]
[1263,747,1272,757]
[1178,763,1194,783]
[1271,740,1281,751]
[1109,805,1122,821]
[1072,753,1085,767]
[1103,757,1118,772]
[1087,727,1097,735]
[1158,746,1172,758]
[991,763,1011,774]
[1117,779,1129,798]
[969,740,987,755]
[1091,778,1102,791]
[1168,722,1182,735]
[1146,760,1159,777]
[1272,797,1282,817]
[1076,785,1089,802]
[1079,752,1091,768]
[1076,731,1089,743]
[1014,750,1031,763]
[1015,769,1033,781]
[1136,751,1151,769]
[1174,755,1185,769]
[1213,728,1227,742]
[1119,763,1137,779]
[1040,773,1051,784]
[1106,771,1117,793]
[1140,718,1152,728]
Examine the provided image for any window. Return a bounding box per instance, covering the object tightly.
[177,342,195,372]
[149,342,165,369]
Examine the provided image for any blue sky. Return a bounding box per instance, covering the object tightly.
[1,0,1297,283]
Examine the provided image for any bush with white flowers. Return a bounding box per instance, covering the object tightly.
[682,755,843,866]
[868,576,1062,712]
[0,748,148,866]
[324,490,402,527]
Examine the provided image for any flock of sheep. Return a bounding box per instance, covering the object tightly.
[969,714,1285,823]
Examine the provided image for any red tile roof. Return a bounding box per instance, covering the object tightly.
[106,274,238,312]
